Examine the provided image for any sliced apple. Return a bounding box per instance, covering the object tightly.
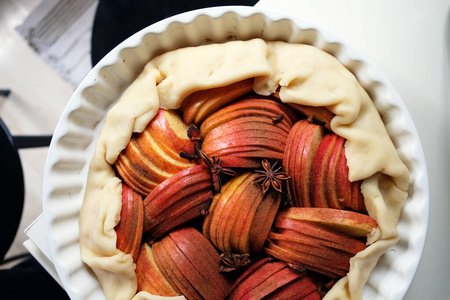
[182,78,254,125]
[264,240,347,278]
[154,227,229,299]
[135,243,180,296]
[274,216,368,253]
[155,236,202,299]
[168,227,230,298]
[310,133,338,208]
[283,119,324,207]
[115,108,197,196]
[228,257,319,300]
[277,207,377,238]
[203,172,282,254]
[114,182,143,263]
[143,165,214,240]
[264,276,319,300]
[200,97,299,137]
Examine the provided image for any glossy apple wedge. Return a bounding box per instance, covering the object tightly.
[135,243,180,296]
[310,133,338,208]
[228,257,319,300]
[274,216,368,254]
[310,132,366,212]
[203,172,281,254]
[182,78,254,125]
[264,214,369,278]
[277,207,377,237]
[200,98,299,168]
[153,227,230,300]
[283,119,324,207]
[143,164,214,241]
[200,97,298,137]
[114,182,143,263]
[115,108,197,196]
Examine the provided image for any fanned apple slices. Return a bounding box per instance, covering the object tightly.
[309,133,366,212]
[151,227,230,300]
[283,119,324,208]
[114,182,143,263]
[202,172,282,255]
[111,81,379,300]
[200,97,299,168]
[143,165,214,241]
[182,78,255,126]
[264,207,376,278]
[115,108,197,196]
[283,121,366,212]
[228,257,321,300]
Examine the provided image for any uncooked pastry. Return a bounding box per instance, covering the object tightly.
[79,38,410,300]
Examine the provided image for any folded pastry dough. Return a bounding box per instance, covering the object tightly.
[79,38,409,300]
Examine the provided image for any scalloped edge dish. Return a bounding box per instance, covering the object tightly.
[42,6,429,300]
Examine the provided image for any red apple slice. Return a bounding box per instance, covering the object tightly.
[284,119,325,207]
[274,217,368,254]
[243,266,303,299]
[169,227,229,298]
[228,260,286,300]
[115,182,143,262]
[277,207,377,237]
[310,133,338,207]
[182,78,254,125]
[264,241,347,278]
[200,97,298,137]
[326,136,347,209]
[115,108,197,195]
[264,275,318,300]
[158,237,203,299]
[135,243,180,296]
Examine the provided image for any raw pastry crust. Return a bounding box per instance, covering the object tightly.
[79,38,410,300]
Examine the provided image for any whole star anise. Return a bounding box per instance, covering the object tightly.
[197,148,237,193]
[254,159,290,194]
[219,253,251,272]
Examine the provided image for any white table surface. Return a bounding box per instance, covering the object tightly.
[25,0,450,299]
[255,0,450,299]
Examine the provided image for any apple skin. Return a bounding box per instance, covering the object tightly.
[203,172,281,255]
[263,210,371,278]
[200,97,299,137]
[310,132,366,212]
[143,165,214,241]
[310,133,338,208]
[277,207,377,237]
[152,227,229,300]
[115,108,197,196]
[283,119,324,207]
[182,78,254,126]
[228,257,319,300]
[199,97,299,168]
[114,182,143,263]
[135,243,180,296]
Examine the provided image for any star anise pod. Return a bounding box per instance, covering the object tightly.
[219,253,251,273]
[187,123,202,141]
[254,159,290,194]
[197,147,237,193]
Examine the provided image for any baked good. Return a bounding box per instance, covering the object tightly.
[79,38,409,300]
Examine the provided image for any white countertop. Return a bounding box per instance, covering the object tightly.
[24,0,449,299]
